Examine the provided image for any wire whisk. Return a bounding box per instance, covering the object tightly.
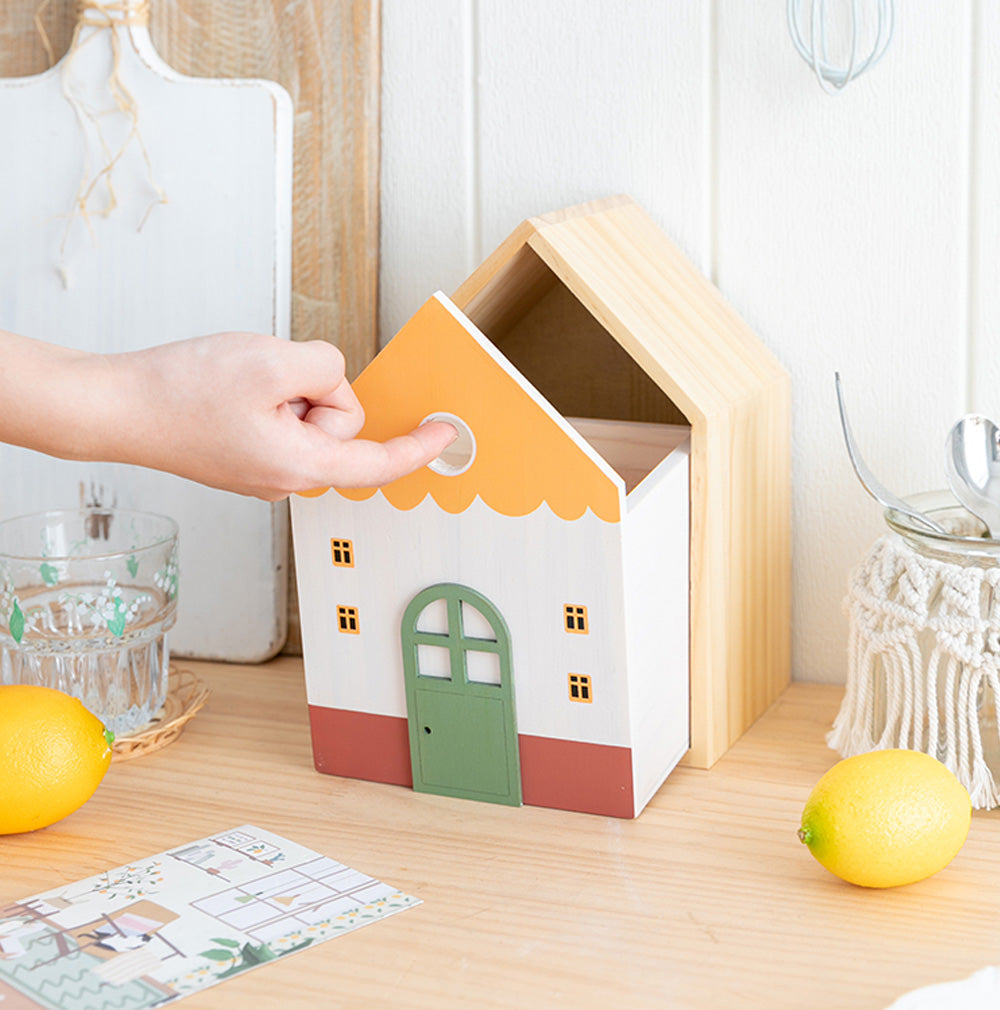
[787,0,894,95]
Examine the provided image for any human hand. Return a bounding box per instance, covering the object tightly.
[105,332,457,500]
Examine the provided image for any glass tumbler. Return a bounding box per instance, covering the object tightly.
[0,508,179,736]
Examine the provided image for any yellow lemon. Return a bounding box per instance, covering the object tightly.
[0,685,114,834]
[798,749,971,888]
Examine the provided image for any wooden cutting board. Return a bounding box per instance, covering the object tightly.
[0,0,293,660]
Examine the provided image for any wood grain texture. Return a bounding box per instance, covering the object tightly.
[1,658,996,1009]
[0,0,381,655]
[454,196,792,768]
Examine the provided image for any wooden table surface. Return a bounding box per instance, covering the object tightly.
[3,657,999,1009]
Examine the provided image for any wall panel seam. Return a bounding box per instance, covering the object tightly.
[464,0,483,272]
[965,0,981,409]
[706,0,720,285]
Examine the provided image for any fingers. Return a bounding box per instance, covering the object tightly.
[278,341,365,438]
[282,341,360,415]
[273,340,458,490]
[286,397,310,420]
[403,419,459,467]
[278,340,349,401]
[316,420,458,489]
[301,389,366,441]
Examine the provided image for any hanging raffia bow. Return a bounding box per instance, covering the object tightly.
[34,0,167,281]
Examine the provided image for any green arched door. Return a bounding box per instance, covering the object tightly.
[401,583,521,806]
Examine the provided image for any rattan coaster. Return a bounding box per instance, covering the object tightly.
[111,666,210,763]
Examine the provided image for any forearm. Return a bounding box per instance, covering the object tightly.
[0,328,456,500]
[0,329,126,462]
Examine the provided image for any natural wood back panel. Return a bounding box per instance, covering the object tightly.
[0,0,381,656]
[526,199,792,766]
[456,196,792,767]
[485,273,689,428]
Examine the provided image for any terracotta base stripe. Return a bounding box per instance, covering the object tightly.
[308,706,412,787]
[308,706,636,817]
[518,734,635,818]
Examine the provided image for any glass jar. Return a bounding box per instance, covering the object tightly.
[833,491,1000,808]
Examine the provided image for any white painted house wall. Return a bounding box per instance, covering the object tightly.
[623,439,690,810]
[292,492,635,745]
[380,0,995,685]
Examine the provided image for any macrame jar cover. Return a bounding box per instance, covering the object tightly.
[832,532,1000,809]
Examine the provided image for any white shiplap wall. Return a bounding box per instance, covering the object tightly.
[380,0,991,684]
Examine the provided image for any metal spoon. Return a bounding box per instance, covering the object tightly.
[945,414,1000,539]
[835,372,947,534]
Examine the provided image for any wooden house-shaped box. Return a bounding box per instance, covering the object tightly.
[291,196,791,818]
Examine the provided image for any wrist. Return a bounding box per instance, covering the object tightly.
[0,333,119,462]
[68,352,139,462]
[33,349,141,464]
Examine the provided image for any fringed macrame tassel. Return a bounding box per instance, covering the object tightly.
[832,533,1000,810]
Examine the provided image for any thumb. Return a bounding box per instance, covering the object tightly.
[313,419,458,489]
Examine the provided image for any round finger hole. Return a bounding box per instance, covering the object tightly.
[422,412,476,476]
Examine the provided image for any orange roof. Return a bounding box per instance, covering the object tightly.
[316,294,622,522]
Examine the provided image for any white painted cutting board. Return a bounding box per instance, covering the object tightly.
[0,0,293,661]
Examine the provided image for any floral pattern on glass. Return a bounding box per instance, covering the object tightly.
[58,572,153,638]
[154,550,179,601]
[0,579,23,643]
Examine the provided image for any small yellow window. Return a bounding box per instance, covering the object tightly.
[564,604,588,634]
[337,605,360,634]
[568,673,592,703]
[331,538,354,567]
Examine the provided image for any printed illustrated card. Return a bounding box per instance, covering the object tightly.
[0,825,420,1008]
